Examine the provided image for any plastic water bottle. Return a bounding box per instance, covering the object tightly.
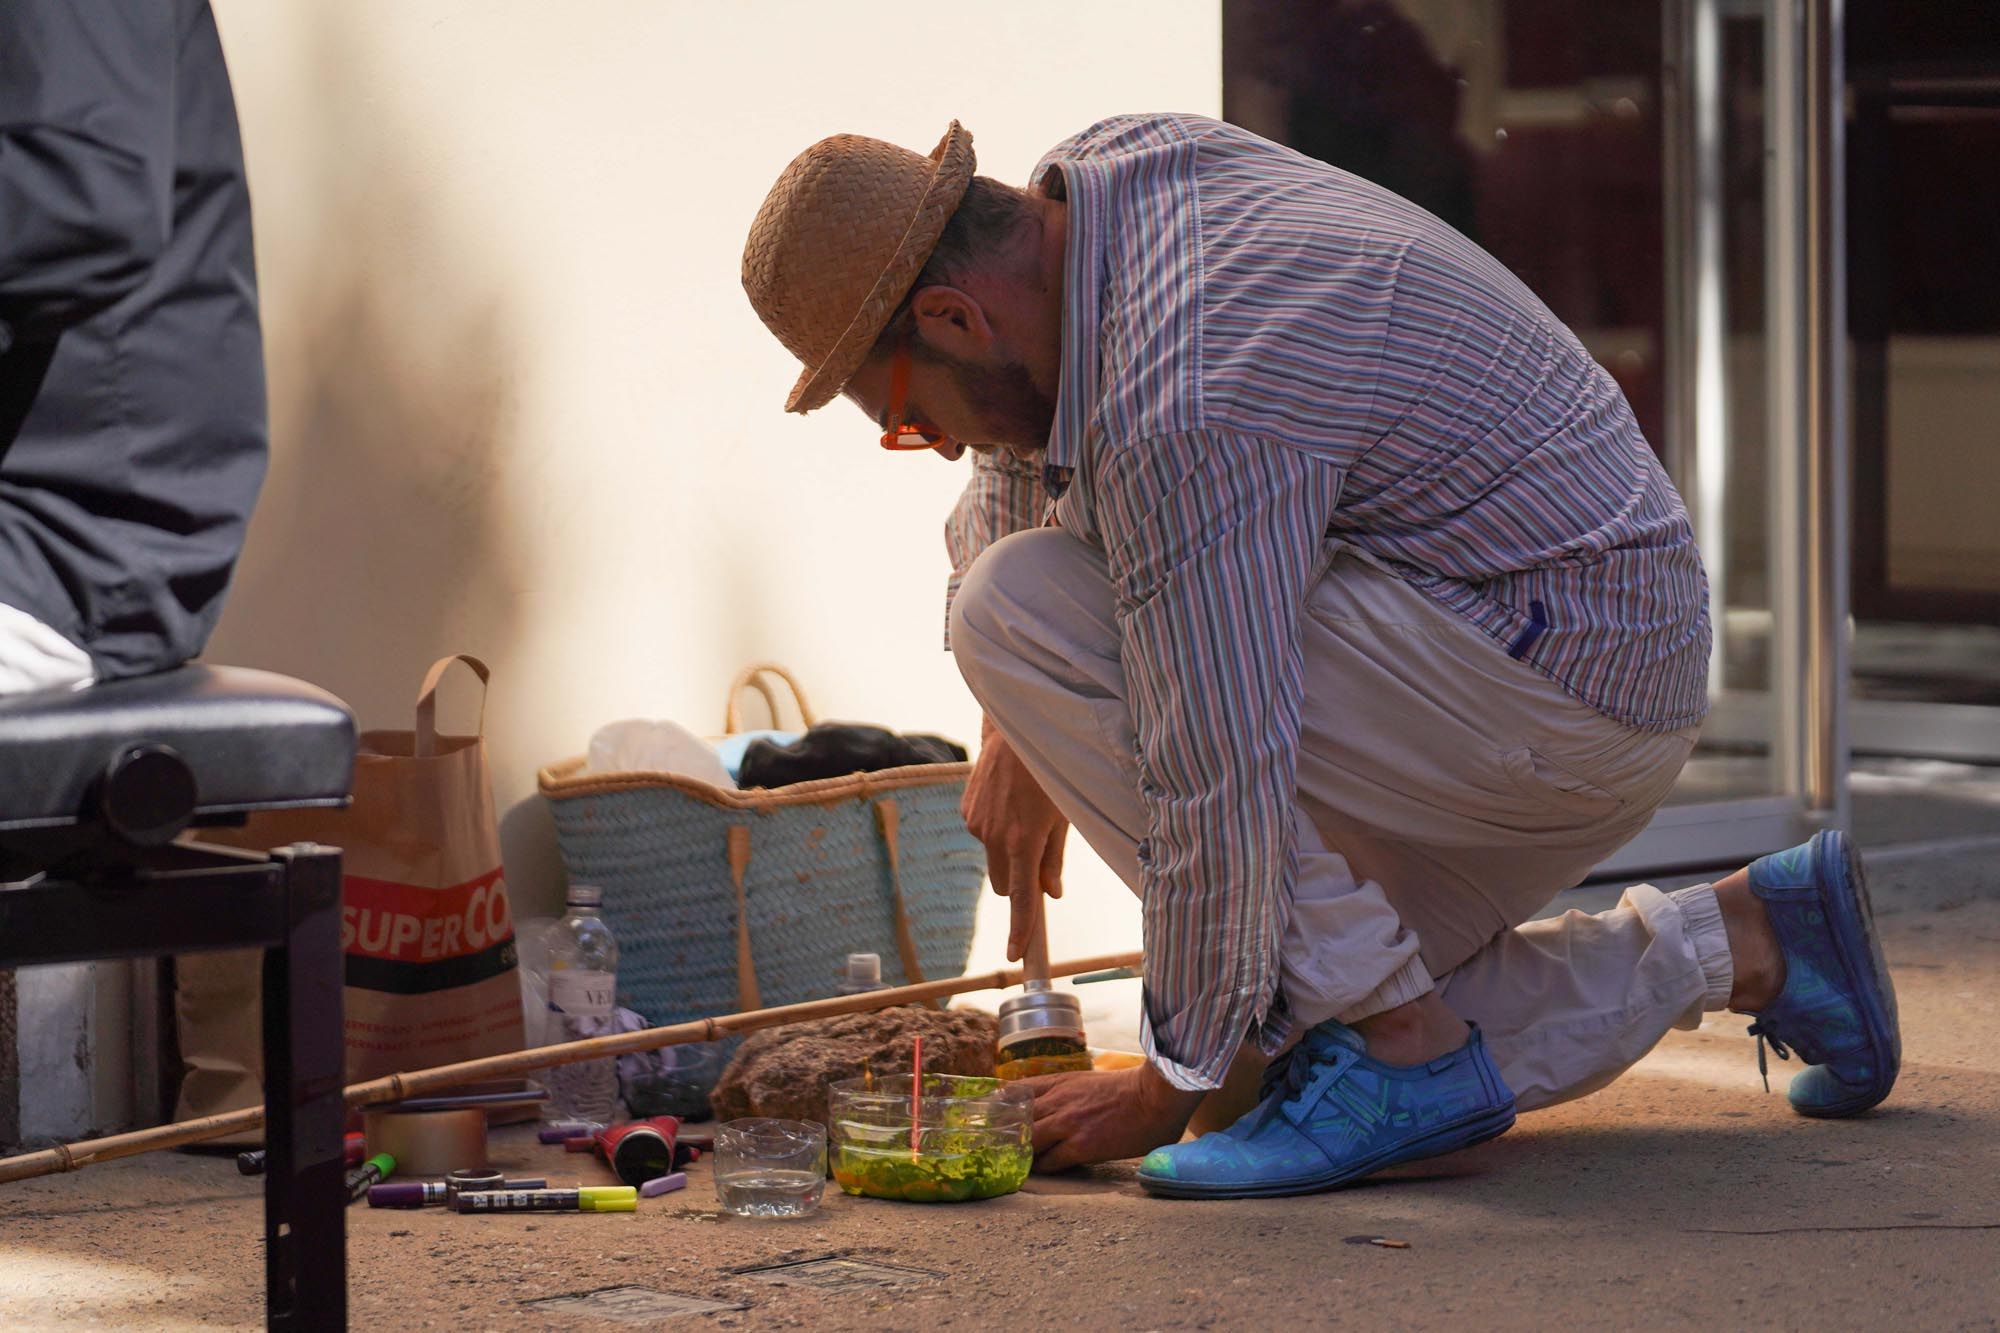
[542,885,620,1127]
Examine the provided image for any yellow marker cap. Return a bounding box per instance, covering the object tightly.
[578,1186,639,1213]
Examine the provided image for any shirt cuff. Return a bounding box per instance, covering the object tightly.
[1138,984,1295,1092]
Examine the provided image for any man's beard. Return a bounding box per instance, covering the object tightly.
[944,355,1056,456]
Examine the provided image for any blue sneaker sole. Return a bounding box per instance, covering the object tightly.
[1136,1101,1517,1200]
[1794,829,1901,1118]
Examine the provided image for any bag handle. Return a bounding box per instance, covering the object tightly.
[872,797,932,999]
[727,825,761,1012]
[723,662,819,734]
[415,654,490,757]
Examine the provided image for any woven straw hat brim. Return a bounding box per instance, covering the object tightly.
[783,123,975,414]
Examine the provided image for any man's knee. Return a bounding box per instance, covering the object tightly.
[948,528,1063,675]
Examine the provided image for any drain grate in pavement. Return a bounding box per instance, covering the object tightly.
[737,1256,941,1291]
[522,1286,747,1321]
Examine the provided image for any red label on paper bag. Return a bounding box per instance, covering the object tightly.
[341,867,518,994]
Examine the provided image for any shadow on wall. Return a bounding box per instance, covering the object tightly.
[207,8,530,846]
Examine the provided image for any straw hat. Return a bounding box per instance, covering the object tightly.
[742,121,976,413]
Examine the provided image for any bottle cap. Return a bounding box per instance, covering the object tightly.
[842,953,882,987]
[578,1185,639,1212]
[566,884,603,908]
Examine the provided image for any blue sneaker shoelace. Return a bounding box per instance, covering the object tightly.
[1746,1018,1793,1093]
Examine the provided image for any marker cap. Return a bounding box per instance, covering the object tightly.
[365,1152,397,1178]
[639,1171,688,1198]
[367,1182,431,1209]
[577,1186,639,1213]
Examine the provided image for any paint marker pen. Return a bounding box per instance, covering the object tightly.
[368,1178,548,1208]
[238,1133,365,1176]
[537,1122,599,1144]
[450,1186,636,1214]
[345,1152,396,1203]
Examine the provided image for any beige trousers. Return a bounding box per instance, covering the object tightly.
[951,528,1733,1110]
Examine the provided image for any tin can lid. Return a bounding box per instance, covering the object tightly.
[995,988,1085,1044]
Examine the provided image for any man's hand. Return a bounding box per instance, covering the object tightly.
[961,718,1067,961]
[1017,1063,1206,1173]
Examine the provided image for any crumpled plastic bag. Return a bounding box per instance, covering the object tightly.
[585,718,732,787]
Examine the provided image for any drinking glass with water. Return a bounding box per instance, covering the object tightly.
[713,1118,827,1218]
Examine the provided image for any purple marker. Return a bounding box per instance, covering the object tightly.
[537,1122,599,1144]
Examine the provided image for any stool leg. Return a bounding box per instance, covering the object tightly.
[262,844,347,1328]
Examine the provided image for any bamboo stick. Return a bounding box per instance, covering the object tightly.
[0,949,1142,1185]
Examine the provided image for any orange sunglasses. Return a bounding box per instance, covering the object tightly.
[879,335,952,451]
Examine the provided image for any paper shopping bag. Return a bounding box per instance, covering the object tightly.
[174,654,524,1124]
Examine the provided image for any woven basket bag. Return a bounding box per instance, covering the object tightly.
[537,665,986,1027]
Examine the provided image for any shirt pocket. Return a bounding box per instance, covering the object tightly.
[1502,745,1626,818]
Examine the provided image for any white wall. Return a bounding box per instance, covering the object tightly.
[206,1,1221,980]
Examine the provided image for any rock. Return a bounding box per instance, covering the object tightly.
[709,1005,998,1126]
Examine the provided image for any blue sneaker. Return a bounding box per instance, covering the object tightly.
[1745,829,1901,1117]
[1136,1019,1516,1199]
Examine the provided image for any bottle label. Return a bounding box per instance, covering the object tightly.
[549,970,615,1017]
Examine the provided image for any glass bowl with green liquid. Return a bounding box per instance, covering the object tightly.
[826,1073,1033,1203]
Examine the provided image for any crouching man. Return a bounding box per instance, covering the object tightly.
[739,114,1899,1197]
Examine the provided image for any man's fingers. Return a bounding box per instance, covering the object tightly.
[1014,1072,1080,1099]
[1007,889,1033,962]
[1032,1130,1088,1174]
[1029,1103,1081,1171]
[1001,835,1048,960]
[1040,1112,1088,1176]
[1039,821,1066,900]
[986,838,1013,901]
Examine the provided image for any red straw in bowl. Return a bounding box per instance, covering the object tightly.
[909,1036,924,1159]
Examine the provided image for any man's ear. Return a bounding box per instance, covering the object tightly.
[909,285,994,360]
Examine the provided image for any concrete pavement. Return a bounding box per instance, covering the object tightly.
[3,793,1997,1328]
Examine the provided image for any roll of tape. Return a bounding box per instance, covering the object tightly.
[362,1108,488,1176]
[443,1167,505,1201]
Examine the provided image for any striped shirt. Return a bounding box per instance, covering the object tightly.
[944,114,1710,1089]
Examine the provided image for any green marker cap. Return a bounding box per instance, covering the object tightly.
[578,1186,638,1213]
[366,1152,396,1178]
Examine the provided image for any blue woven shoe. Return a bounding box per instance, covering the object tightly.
[1745,829,1900,1117]
[1136,1019,1516,1199]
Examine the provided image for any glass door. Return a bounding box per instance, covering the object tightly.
[1223,0,1851,877]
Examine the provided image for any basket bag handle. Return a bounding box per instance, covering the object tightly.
[723,795,930,1012]
[723,662,819,734]
[727,826,760,1012]
[414,654,490,757]
[871,797,930,995]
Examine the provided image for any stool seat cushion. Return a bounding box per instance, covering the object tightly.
[0,665,355,831]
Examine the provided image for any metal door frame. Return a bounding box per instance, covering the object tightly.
[1604,0,1849,878]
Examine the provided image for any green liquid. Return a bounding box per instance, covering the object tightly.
[830,1140,1031,1203]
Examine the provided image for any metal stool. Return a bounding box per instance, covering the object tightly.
[0,665,355,1328]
